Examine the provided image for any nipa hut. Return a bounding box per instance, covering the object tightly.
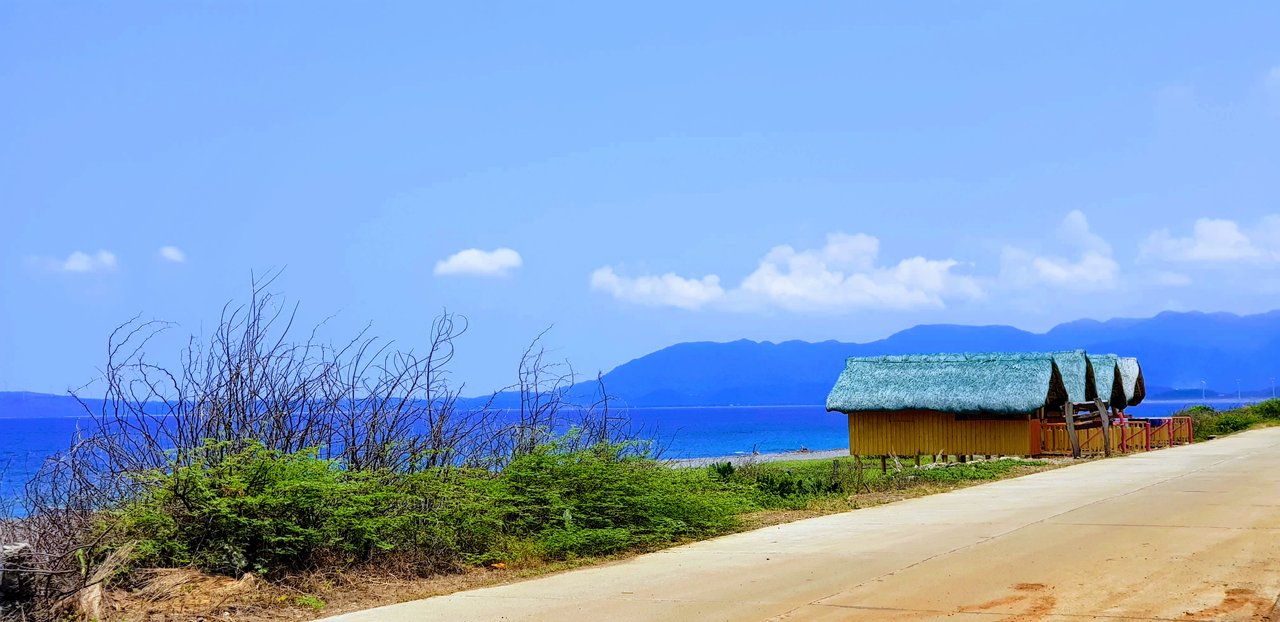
[825,350,1144,458]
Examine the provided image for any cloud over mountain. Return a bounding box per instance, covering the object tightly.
[592,232,981,312]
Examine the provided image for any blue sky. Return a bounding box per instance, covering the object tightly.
[3,2,1280,395]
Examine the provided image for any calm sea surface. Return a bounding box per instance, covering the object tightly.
[0,400,1255,502]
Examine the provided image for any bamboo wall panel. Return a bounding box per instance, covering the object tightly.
[847,411,1034,456]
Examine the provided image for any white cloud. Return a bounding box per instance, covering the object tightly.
[158,246,186,263]
[1000,211,1119,291]
[33,250,118,273]
[1141,218,1269,262]
[738,236,982,311]
[592,233,982,313]
[590,267,725,310]
[434,247,522,277]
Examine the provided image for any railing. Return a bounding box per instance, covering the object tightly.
[1148,420,1174,448]
[1170,416,1193,444]
[1119,420,1150,453]
[1040,421,1153,455]
[1039,423,1072,455]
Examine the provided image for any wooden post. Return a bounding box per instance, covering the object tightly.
[915,454,921,467]
[1064,402,1081,459]
[880,456,887,474]
[1095,399,1112,457]
[958,454,967,463]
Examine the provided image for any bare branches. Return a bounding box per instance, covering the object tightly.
[5,275,646,617]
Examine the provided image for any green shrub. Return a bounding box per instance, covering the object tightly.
[103,440,1049,577]
[112,442,501,576]
[538,527,632,557]
[1212,411,1261,435]
[751,469,841,498]
[707,461,735,479]
[115,442,349,574]
[1184,400,1280,440]
[1249,399,1280,420]
[494,444,750,559]
[109,440,755,572]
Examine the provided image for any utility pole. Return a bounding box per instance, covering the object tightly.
[1236,379,1241,401]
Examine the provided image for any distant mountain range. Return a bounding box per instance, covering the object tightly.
[559,310,1280,407]
[4,310,1279,416]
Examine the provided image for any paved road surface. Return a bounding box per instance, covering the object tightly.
[323,428,1280,621]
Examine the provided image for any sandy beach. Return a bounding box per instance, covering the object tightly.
[664,448,849,469]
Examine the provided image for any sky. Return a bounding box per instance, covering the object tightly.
[3,2,1280,396]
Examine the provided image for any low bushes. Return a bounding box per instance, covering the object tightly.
[101,443,1048,581]
[1183,399,1280,440]
[110,443,500,576]
[498,445,752,559]
[106,440,756,577]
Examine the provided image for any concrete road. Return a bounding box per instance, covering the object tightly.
[323,428,1280,621]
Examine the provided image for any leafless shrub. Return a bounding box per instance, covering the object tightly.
[2,272,644,617]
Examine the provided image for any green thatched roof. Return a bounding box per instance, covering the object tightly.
[1088,353,1120,404]
[825,351,1085,415]
[1052,350,1092,404]
[1117,357,1145,407]
[1087,354,1146,408]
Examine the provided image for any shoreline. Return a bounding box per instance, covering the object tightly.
[665,448,848,469]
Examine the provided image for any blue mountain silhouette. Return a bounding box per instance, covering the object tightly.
[4,309,1276,416]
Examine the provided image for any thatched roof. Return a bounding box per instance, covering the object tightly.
[825,351,1089,416]
[1088,354,1146,408]
[1089,354,1120,404]
[1117,357,1145,407]
[1052,350,1092,404]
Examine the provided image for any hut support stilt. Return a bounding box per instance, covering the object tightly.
[1064,402,1081,459]
[1095,399,1113,457]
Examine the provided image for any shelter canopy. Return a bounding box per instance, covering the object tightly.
[825,351,1088,416]
[826,350,1143,415]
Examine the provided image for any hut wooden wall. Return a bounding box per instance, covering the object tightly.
[847,411,1035,456]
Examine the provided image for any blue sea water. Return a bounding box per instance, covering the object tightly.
[0,399,1255,504]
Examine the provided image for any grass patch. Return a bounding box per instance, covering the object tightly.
[714,455,1047,510]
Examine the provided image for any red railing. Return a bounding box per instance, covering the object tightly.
[1148,420,1174,448]
[1038,420,1163,455]
[1119,421,1150,453]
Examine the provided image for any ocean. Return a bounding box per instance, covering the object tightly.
[0,399,1254,503]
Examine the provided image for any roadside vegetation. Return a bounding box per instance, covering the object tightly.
[106,446,1044,582]
[1181,399,1280,441]
[0,276,1051,621]
[54,444,1044,621]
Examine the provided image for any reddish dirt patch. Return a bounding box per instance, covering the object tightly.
[958,582,1057,622]
[1181,587,1274,621]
